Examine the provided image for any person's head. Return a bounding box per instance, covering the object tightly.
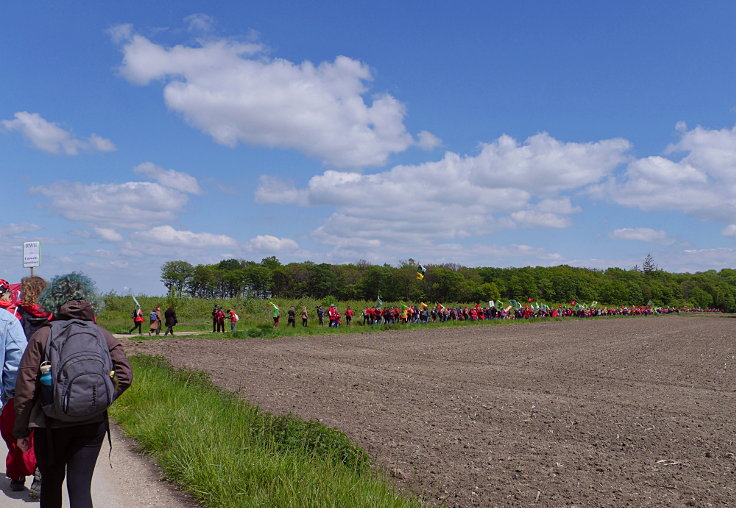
[38,272,103,315]
[0,279,10,302]
[21,276,48,307]
[167,306,174,312]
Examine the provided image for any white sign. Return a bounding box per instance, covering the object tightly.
[23,241,41,268]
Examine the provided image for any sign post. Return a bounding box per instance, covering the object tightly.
[23,241,41,276]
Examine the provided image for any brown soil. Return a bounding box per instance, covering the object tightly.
[125,315,735,507]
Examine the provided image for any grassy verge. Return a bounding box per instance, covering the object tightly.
[110,355,422,508]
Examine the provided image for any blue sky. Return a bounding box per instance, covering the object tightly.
[3,1,736,295]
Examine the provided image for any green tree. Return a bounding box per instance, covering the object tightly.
[160,260,194,296]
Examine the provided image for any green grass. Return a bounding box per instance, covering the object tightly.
[110,355,422,508]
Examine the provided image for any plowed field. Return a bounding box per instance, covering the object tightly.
[126,315,735,507]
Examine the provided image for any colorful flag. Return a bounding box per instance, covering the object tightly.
[416,264,426,279]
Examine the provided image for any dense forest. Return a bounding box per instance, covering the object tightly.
[159,255,736,311]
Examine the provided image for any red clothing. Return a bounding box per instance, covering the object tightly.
[0,299,19,319]
[1,399,36,479]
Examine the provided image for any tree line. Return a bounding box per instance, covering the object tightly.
[159,255,736,311]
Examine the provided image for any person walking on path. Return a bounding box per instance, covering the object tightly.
[216,308,225,333]
[155,306,163,335]
[128,306,143,335]
[0,279,37,498]
[148,307,160,336]
[14,272,132,508]
[301,307,308,327]
[270,302,280,328]
[211,305,219,333]
[163,306,177,336]
[344,306,354,326]
[8,276,49,500]
[287,306,296,328]
[316,306,324,326]
[227,310,238,332]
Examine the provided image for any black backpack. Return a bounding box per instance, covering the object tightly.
[42,319,115,423]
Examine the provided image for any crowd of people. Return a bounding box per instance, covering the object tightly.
[129,304,178,336]
[1,274,132,506]
[268,303,356,328]
[356,301,707,325]
[263,300,717,329]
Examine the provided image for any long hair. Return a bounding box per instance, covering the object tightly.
[21,276,48,307]
[38,272,104,315]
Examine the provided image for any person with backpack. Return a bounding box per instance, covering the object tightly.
[128,305,143,335]
[13,272,132,508]
[148,307,160,336]
[163,306,177,336]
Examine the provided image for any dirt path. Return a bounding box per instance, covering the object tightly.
[1,424,198,507]
[126,316,736,507]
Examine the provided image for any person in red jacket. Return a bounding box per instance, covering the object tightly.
[0,279,18,318]
[344,306,354,326]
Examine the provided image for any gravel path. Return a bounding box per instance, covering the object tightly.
[1,422,199,507]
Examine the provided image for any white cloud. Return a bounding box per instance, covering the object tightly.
[610,227,676,245]
[94,227,124,242]
[722,224,736,237]
[257,132,629,250]
[254,175,308,205]
[1,112,116,155]
[133,162,203,194]
[0,223,41,236]
[666,248,736,273]
[112,26,435,169]
[416,130,442,150]
[131,225,237,248]
[590,122,736,223]
[31,181,189,229]
[245,235,299,252]
[184,13,215,34]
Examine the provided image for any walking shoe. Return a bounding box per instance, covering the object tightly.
[10,478,25,491]
[28,468,41,500]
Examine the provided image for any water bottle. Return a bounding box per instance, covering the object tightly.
[40,362,53,405]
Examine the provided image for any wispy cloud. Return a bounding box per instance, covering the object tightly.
[609,227,677,245]
[1,112,116,155]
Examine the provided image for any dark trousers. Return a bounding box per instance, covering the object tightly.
[34,420,106,508]
[163,325,175,336]
[128,321,142,334]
